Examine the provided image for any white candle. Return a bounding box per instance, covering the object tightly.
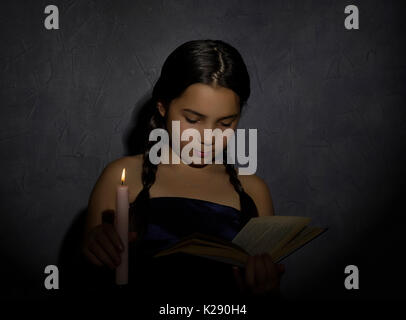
[115,168,129,285]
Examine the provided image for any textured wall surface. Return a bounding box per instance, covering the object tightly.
[1,0,405,300]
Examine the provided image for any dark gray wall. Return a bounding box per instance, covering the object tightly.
[1,0,405,300]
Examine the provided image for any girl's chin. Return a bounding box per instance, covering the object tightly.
[181,151,213,164]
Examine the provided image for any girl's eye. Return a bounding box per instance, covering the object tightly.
[185,116,232,127]
[185,117,198,124]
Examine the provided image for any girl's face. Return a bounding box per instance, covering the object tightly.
[157,83,241,165]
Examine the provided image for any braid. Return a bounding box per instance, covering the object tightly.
[211,46,257,219]
[141,139,158,191]
[223,150,259,221]
[129,102,164,238]
[212,46,257,220]
[224,162,244,194]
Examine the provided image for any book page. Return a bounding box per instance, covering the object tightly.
[156,244,248,266]
[154,232,245,257]
[232,216,310,256]
[272,226,327,262]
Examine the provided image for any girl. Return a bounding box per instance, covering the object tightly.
[82,39,285,303]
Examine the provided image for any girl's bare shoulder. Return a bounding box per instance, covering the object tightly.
[103,154,142,177]
[238,173,275,216]
[102,154,144,195]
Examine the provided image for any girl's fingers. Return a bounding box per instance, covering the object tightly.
[245,254,285,295]
[245,256,255,289]
[98,232,121,264]
[88,241,116,270]
[232,266,245,292]
[94,234,121,268]
[104,224,124,251]
[263,254,277,278]
[277,263,286,275]
[83,247,103,267]
[128,231,138,243]
[254,254,268,287]
[263,254,279,290]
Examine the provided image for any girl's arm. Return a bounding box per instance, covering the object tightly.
[83,157,138,269]
[240,174,275,216]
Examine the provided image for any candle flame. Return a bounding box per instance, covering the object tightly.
[121,168,126,185]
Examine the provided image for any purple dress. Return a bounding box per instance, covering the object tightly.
[127,190,258,303]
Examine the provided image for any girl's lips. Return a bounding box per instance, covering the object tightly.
[195,149,212,158]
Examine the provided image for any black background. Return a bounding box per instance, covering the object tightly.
[0,0,405,300]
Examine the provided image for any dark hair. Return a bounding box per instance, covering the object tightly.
[130,39,258,237]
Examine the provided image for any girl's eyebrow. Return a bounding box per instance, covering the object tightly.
[182,108,239,120]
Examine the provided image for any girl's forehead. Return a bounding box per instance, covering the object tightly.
[170,83,240,116]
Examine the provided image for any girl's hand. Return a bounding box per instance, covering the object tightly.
[82,216,137,270]
[232,254,285,296]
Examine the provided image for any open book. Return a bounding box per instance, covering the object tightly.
[154,216,327,267]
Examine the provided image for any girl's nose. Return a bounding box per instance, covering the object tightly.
[197,126,215,144]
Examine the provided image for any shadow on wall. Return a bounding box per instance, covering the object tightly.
[57,208,117,297]
[57,93,155,294]
[123,93,157,157]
